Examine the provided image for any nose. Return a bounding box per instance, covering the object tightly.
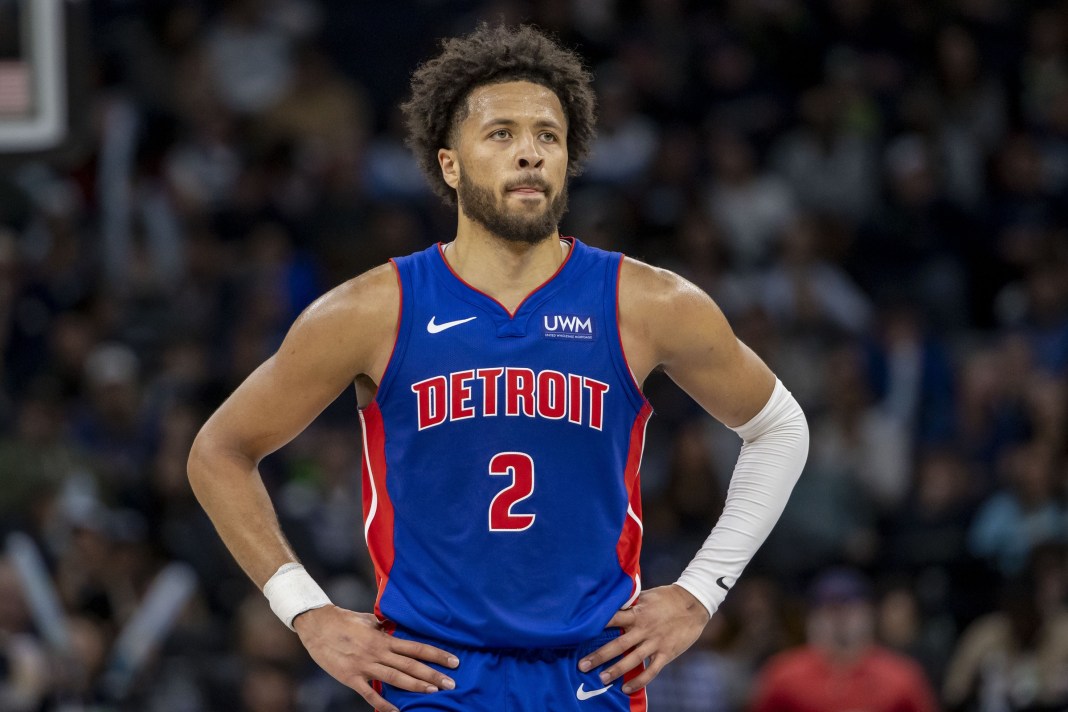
[515,132,544,170]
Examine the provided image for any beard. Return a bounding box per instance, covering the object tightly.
[457,171,569,245]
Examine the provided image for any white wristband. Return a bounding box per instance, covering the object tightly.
[263,563,332,631]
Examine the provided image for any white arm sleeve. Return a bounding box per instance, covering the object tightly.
[674,378,808,617]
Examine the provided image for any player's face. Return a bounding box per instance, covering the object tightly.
[445,81,570,244]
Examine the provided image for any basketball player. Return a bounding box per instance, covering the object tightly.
[188,24,809,712]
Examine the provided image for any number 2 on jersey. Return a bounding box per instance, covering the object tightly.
[488,452,536,531]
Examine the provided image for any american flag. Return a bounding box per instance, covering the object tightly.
[0,60,31,115]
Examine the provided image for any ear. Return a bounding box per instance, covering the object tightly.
[439,148,459,190]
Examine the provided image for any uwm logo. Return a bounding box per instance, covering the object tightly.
[543,314,594,340]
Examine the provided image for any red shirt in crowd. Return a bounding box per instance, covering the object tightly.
[749,645,940,712]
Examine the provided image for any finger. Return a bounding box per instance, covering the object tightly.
[620,655,664,693]
[370,663,442,694]
[604,608,637,630]
[577,633,634,672]
[384,652,457,690]
[598,646,647,685]
[352,679,399,712]
[391,637,460,669]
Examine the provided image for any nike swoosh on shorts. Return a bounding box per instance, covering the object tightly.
[576,683,613,701]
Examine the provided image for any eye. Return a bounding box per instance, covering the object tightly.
[490,129,511,140]
[540,132,558,143]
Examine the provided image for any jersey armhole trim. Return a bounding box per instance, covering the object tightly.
[368,258,410,407]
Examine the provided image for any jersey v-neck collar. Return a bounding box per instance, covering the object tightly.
[432,237,578,320]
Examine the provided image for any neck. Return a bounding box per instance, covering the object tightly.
[445,217,568,313]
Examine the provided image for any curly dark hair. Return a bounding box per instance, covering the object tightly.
[401,23,597,206]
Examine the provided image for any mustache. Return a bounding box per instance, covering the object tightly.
[503,175,551,192]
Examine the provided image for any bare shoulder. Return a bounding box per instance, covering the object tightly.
[195,263,400,460]
[618,256,729,376]
[298,262,398,332]
[618,255,774,425]
[283,262,400,380]
[618,256,714,321]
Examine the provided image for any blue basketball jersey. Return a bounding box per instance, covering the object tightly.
[359,237,652,648]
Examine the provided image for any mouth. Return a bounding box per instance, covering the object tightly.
[506,187,548,203]
[505,180,548,196]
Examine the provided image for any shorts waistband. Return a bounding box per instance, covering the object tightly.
[391,625,623,656]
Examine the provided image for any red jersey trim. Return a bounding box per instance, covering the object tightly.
[435,237,575,318]
[616,402,653,607]
[359,402,395,619]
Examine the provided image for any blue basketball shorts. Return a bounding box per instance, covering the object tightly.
[380,627,647,711]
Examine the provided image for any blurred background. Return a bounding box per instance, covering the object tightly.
[1,0,1068,710]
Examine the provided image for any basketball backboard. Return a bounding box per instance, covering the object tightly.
[0,0,69,153]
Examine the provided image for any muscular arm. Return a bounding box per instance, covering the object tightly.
[187,264,397,587]
[582,258,808,693]
[187,265,457,711]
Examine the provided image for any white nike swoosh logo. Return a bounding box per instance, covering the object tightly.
[427,316,477,334]
[576,683,613,701]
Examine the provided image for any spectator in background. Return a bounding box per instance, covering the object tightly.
[723,576,798,690]
[200,0,306,116]
[70,343,154,505]
[1,197,95,404]
[882,450,989,630]
[363,106,432,203]
[770,83,878,223]
[931,24,1008,213]
[164,100,242,216]
[988,135,1063,289]
[704,127,797,271]
[998,251,1068,377]
[856,134,971,331]
[955,338,1035,480]
[749,567,940,712]
[810,343,911,516]
[758,213,874,338]
[942,570,1068,712]
[877,583,955,697]
[864,303,956,448]
[0,385,88,525]
[635,128,704,237]
[583,68,660,186]
[968,440,1068,578]
[648,614,748,712]
[255,44,372,178]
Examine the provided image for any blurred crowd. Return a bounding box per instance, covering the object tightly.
[2,0,1068,710]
